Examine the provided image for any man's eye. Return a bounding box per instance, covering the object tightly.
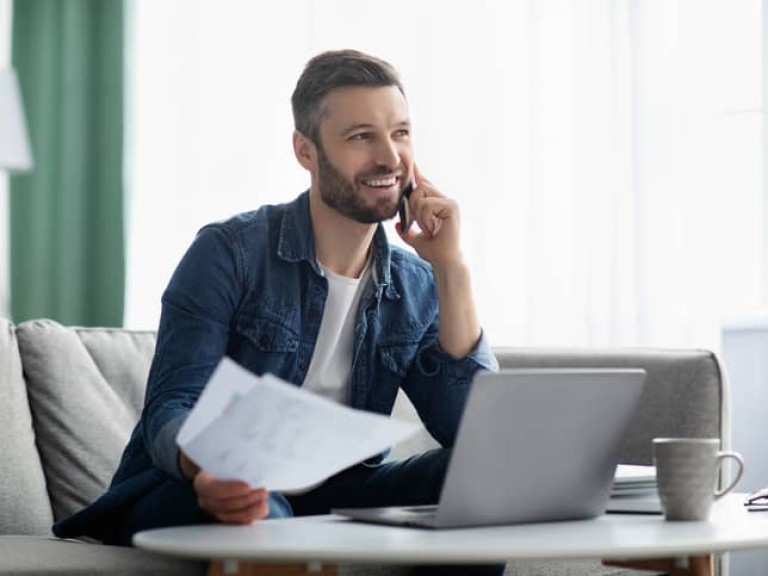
[393,129,410,138]
[349,133,371,141]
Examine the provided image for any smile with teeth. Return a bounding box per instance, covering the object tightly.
[362,176,398,188]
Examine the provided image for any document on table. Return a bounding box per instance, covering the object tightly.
[176,357,420,493]
[612,464,657,496]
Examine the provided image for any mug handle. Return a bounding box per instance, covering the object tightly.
[714,451,745,499]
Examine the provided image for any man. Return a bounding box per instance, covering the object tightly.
[55,49,499,574]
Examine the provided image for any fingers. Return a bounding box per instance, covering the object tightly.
[398,166,463,266]
[410,165,442,200]
[400,191,456,240]
[399,167,452,238]
[194,471,271,524]
[413,164,423,186]
[414,197,455,238]
[216,490,270,524]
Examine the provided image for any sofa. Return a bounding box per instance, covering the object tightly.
[0,318,728,575]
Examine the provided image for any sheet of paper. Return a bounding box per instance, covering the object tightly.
[176,358,255,446]
[615,464,656,481]
[612,464,657,498]
[177,357,419,492]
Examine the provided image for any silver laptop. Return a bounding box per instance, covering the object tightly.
[333,368,646,529]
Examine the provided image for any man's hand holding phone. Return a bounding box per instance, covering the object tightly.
[397,165,463,268]
[396,165,481,359]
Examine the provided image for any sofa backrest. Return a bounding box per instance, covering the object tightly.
[0,318,53,535]
[390,347,728,466]
[492,348,728,464]
[0,318,728,537]
[5,319,157,534]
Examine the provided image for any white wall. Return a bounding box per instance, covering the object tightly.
[764,0,768,293]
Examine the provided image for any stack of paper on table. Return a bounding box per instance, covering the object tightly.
[613,464,657,496]
[608,464,661,514]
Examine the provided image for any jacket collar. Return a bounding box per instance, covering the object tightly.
[277,191,399,301]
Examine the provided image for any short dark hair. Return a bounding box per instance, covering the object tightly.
[291,49,405,144]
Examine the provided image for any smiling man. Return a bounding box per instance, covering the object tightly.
[54,49,499,576]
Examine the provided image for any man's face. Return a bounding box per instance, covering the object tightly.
[313,85,413,224]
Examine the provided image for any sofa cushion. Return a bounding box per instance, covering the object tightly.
[0,319,54,535]
[0,536,206,575]
[16,319,156,523]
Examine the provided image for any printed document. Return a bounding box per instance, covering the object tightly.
[177,357,419,492]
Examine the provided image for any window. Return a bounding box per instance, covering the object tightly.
[125,0,762,352]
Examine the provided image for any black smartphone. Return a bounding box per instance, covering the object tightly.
[398,182,414,233]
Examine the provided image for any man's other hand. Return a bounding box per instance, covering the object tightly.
[193,470,271,524]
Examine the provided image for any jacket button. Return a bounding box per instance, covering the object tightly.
[308,309,318,321]
[299,361,308,372]
[259,334,270,348]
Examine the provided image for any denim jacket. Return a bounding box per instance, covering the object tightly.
[54,191,497,543]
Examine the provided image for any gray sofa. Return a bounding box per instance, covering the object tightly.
[0,318,728,575]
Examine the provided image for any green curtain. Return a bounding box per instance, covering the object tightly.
[10,0,124,326]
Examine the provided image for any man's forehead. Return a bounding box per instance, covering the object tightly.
[319,85,409,127]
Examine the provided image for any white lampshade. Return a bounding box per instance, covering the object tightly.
[0,68,33,172]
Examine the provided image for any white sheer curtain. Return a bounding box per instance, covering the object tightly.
[125,0,762,352]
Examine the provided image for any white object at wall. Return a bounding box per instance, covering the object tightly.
[0,68,32,171]
[0,0,13,319]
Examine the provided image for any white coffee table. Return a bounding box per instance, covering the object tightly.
[134,494,768,576]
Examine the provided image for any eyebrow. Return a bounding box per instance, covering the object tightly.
[339,120,411,138]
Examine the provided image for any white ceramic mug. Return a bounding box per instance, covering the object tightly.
[653,438,744,521]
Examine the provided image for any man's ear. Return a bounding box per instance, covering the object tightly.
[293,131,317,171]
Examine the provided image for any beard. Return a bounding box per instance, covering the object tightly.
[316,144,405,224]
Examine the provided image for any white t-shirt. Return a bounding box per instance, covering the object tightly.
[302,260,373,404]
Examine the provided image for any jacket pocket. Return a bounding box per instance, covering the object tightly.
[379,341,420,377]
[236,316,299,353]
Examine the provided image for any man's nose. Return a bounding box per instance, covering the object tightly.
[372,137,400,168]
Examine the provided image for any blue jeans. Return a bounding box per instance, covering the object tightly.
[119,449,503,576]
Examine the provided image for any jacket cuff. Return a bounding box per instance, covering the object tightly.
[419,328,498,374]
[464,329,499,371]
[150,414,188,480]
